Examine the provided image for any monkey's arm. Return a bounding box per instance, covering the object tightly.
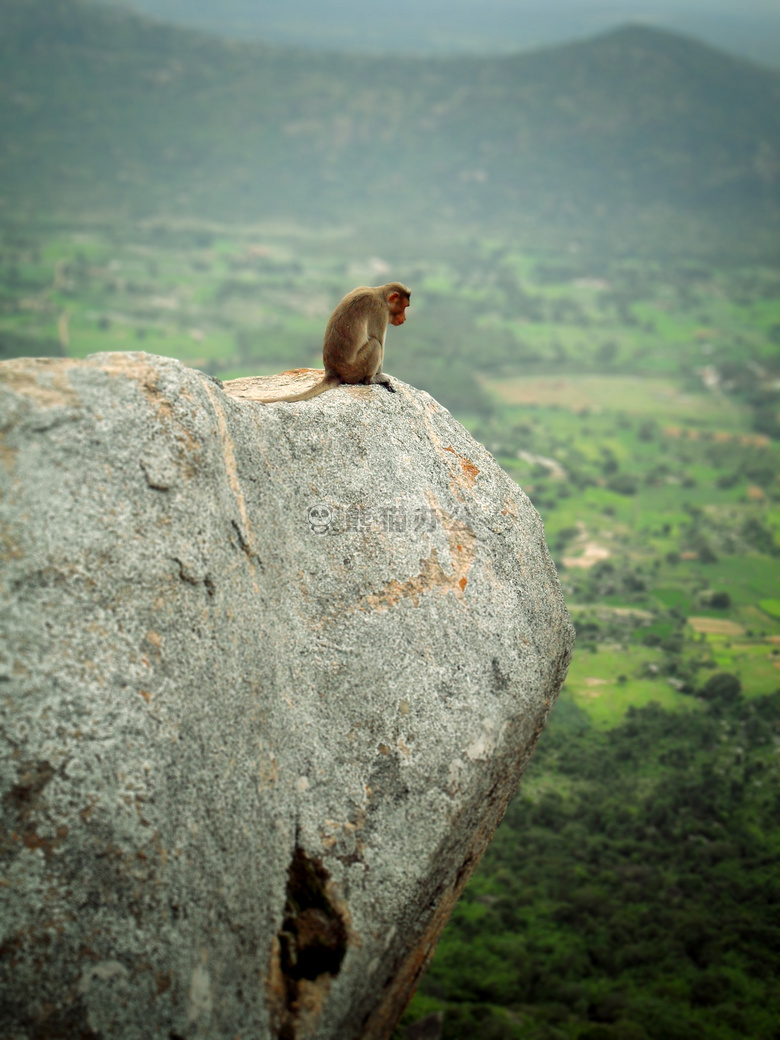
[353,335,394,390]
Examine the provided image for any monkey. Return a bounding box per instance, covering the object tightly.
[261,282,411,403]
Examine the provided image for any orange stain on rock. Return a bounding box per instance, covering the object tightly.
[444,446,479,488]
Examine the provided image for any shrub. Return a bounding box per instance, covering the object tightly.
[607,474,638,496]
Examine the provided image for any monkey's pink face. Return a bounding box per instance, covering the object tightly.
[389,294,410,326]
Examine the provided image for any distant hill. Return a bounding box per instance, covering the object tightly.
[98,0,780,69]
[1,0,779,254]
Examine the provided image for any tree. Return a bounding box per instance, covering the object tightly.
[699,672,741,703]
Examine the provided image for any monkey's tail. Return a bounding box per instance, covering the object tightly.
[261,375,340,404]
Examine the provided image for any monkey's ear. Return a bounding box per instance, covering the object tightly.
[387,292,401,302]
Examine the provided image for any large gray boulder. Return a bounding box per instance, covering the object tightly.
[0,355,573,1040]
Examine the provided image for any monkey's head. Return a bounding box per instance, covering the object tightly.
[385,283,411,326]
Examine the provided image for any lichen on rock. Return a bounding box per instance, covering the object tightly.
[0,353,573,1040]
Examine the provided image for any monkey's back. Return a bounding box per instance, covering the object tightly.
[322,287,387,376]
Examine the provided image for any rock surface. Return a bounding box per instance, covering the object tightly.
[0,354,573,1040]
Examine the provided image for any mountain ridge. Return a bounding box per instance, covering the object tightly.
[1,0,778,253]
[95,0,780,68]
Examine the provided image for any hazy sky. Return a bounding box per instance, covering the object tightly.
[107,0,780,64]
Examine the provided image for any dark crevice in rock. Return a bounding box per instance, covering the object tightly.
[280,848,347,982]
[272,847,348,1040]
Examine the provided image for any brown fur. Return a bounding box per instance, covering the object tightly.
[262,282,410,403]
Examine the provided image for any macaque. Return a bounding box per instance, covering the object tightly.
[262,282,411,403]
